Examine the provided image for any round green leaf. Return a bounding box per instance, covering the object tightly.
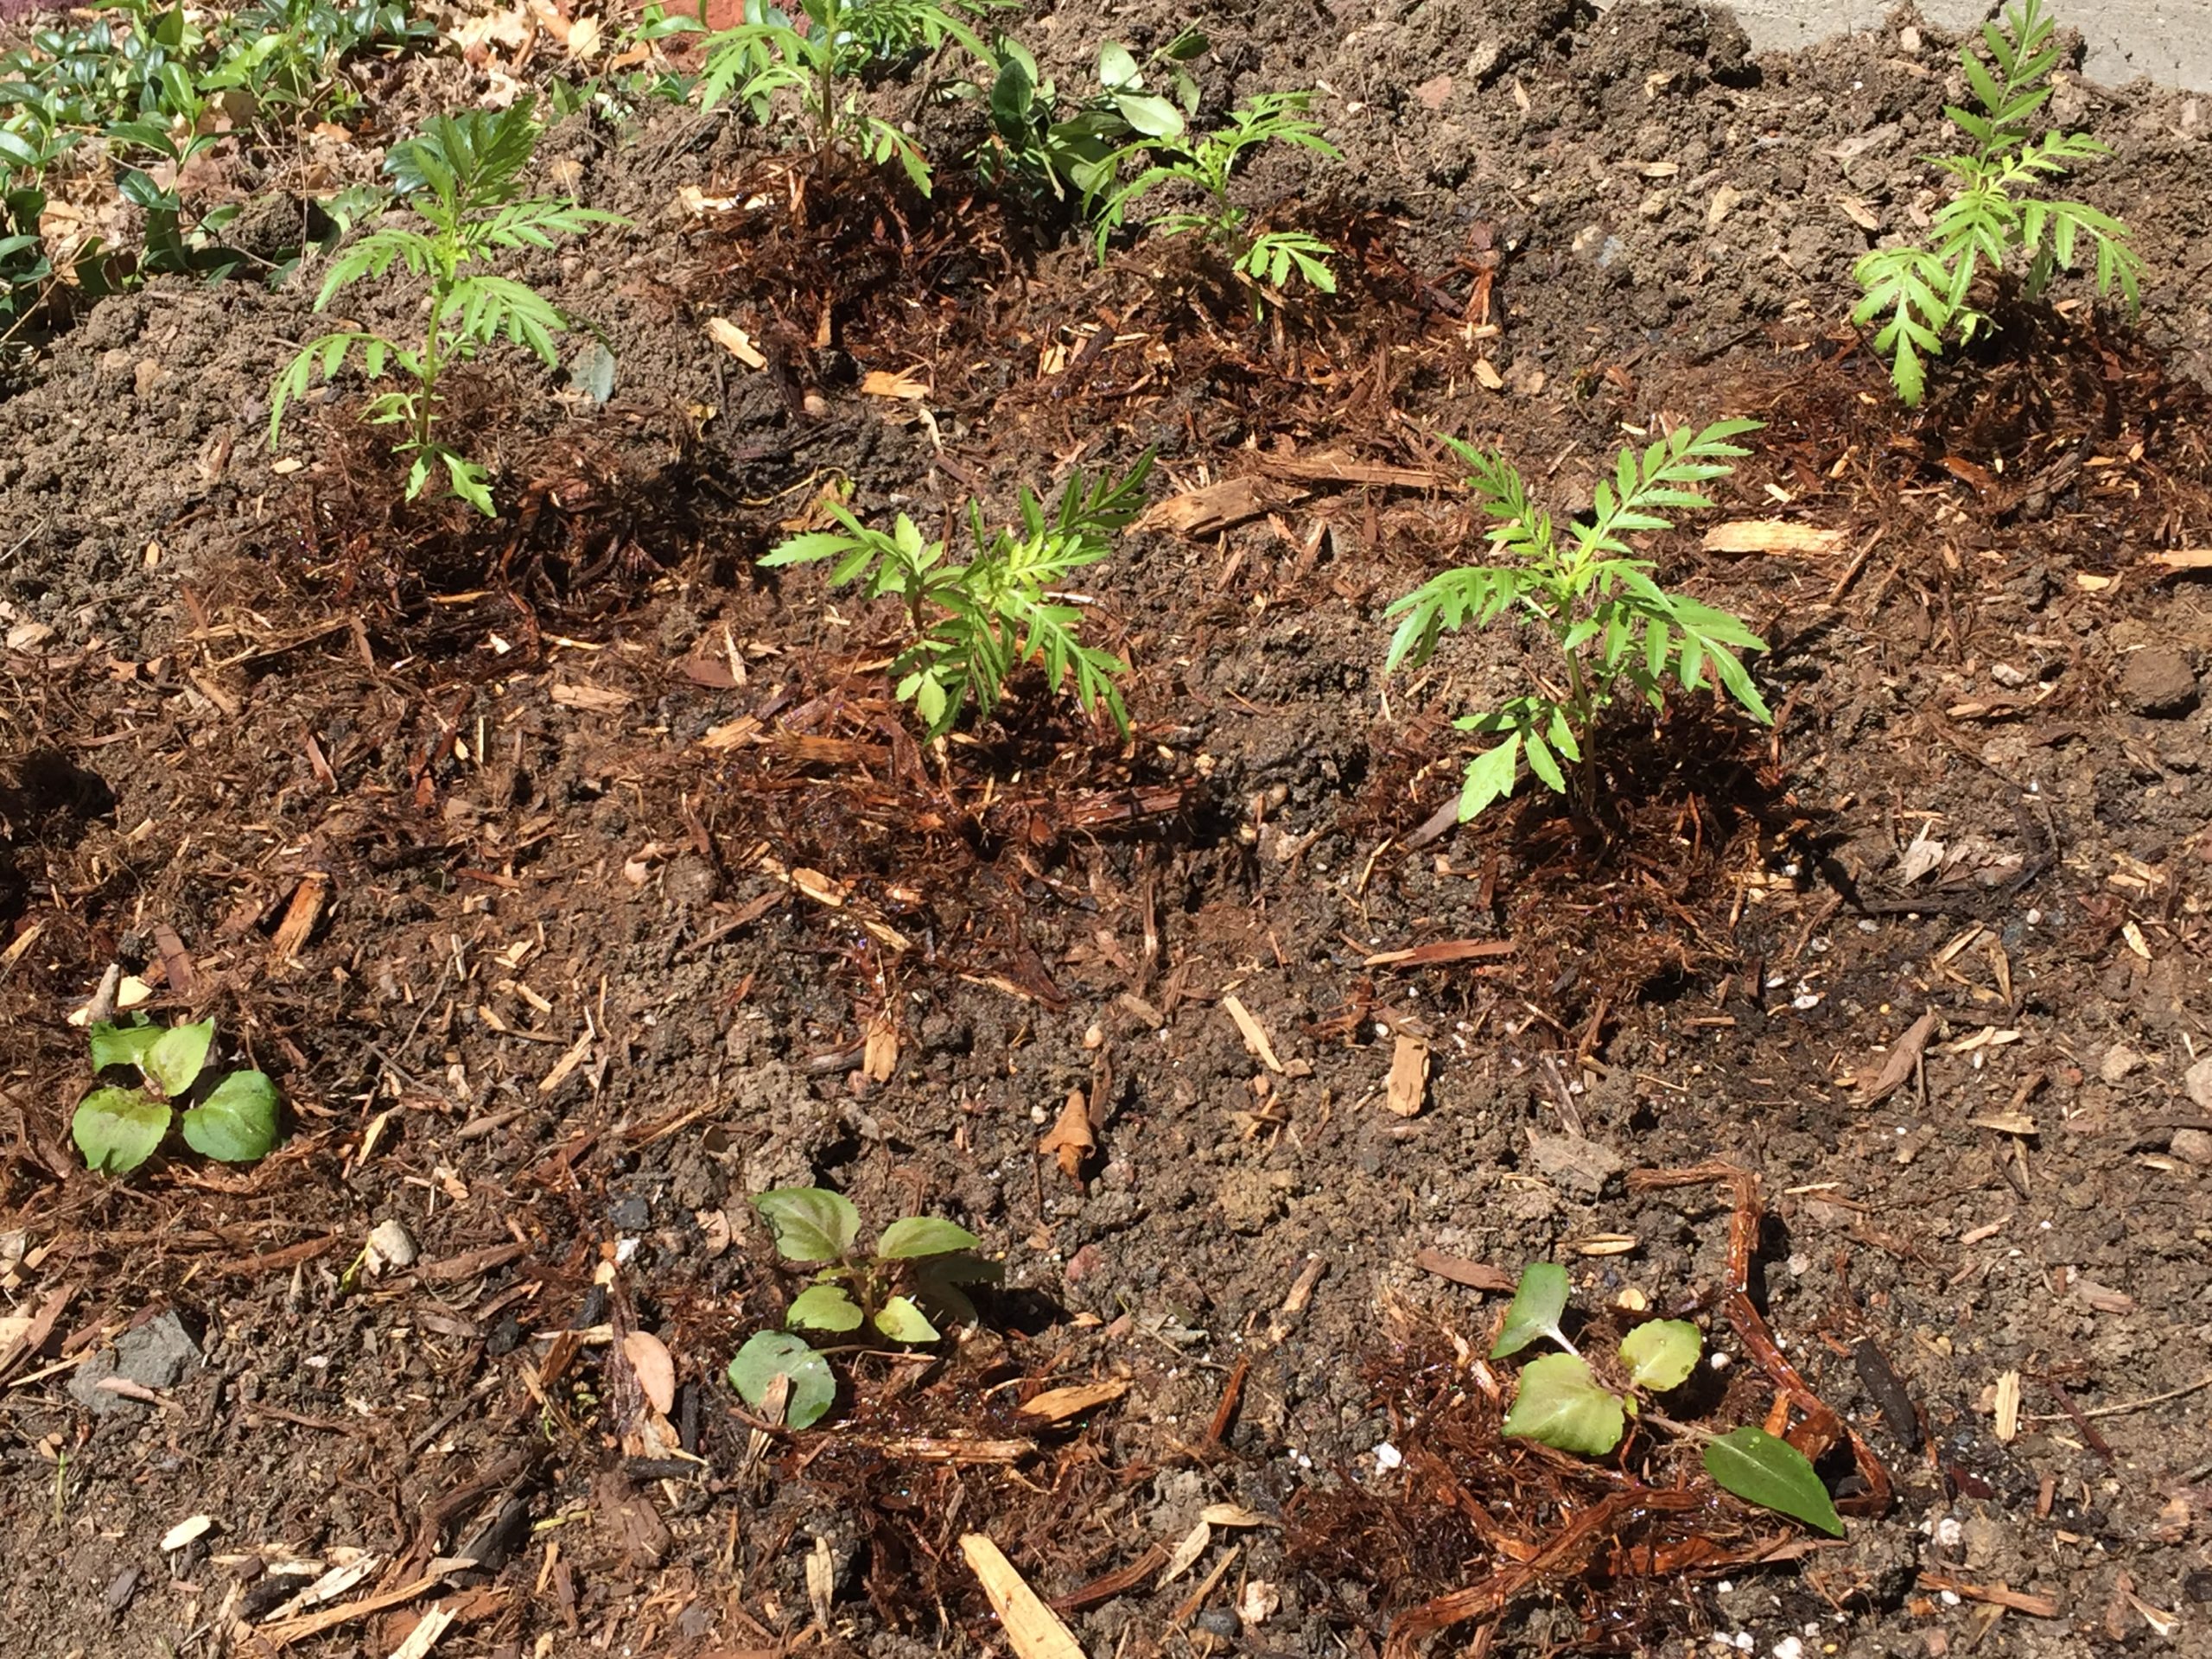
[1618,1319,1701,1392]
[180,1070,279,1163]
[1703,1426,1845,1537]
[1501,1352,1625,1456]
[1113,92,1185,139]
[752,1188,861,1262]
[73,1088,171,1175]
[871,1295,940,1344]
[727,1331,835,1428]
[88,1020,162,1074]
[1489,1262,1571,1358]
[785,1283,864,1332]
[876,1216,982,1260]
[143,1019,215,1096]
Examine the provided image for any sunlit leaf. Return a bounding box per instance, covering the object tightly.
[1501,1353,1625,1455]
[728,1331,835,1427]
[1704,1426,1845,1536]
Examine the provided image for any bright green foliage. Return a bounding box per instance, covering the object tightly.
[73,1015,281,1174]
[546,5,705,124]
[1618,1319,1701,1392]
[1090,91,1342,297]
[1502,1352,1625,1454]
[698,0,995,194]
[1704,1427,1846,1536]
[1488,1261,1572,1358]
[0,0,431,323]
[1852,0,2140,405]
[762,452,1153,738]
[1487,1262,1843,1535]
[267,99,625,516]
[975,31,1205,204]
[1384,421,1771,824]
[731,1186,995,1427]
[728,1331,836,1427]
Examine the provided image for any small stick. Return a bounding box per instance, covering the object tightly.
[1919,1574,2061,1618]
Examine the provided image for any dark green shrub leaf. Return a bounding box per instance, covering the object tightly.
[1490,1262,1571,1358]
[752,1187,861,1262]
[180,1070,279,1163]
[1501,1352,1624,1454]
[1618,1319,1701,1392]
[73,1087,171,1174]
[727,1331,835,1428]
[876,1217,982,1259]
[1703,1426,1845,1536]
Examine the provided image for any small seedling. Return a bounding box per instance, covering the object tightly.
[699,0,992,194]
[73,1016,280,1174]
[975,30,1205,204]
[762,451,1152,737]
[726,1186,995,1427]
[1852,0,2140,405]
[1489,1264,1843,1535]
[1383,421,1771,824]
[1090,92,1342,300]
[268,97,624,514]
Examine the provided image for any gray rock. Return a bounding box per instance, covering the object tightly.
[2099,1043,2144,1084]
[2170,1127,2212,1168]
[2119,647,2199,717]
[1527,1129,1624,1198]
[68,1311,201,1414]
[2187,1056,2212,1111]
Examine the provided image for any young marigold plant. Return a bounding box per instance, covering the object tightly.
[1384,420,1770,823]
[267,98,623,514]
[1090,92,1342,302]
[1853,0,2140,405]
[698,0,992,194]
[762,453,1153,737]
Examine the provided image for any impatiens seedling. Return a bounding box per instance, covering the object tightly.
[74,1016,280,1173]
[1490,1263,1843,1537]
[725,1186,996,1428]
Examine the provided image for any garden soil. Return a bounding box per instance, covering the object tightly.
[4,3,2212,1656]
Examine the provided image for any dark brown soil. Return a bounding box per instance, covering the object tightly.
[5,4,2212,1657]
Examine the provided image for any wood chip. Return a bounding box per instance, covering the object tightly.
[706,316,766,369]
[1017,1379,1129,1423]
[1385,1034,1428,1117]
[1993,1369,2022,1442]
[1136,474,1305,538]
[2151,549,2212,574]
[1038,1089,1096,1181]
[620,1332,677,1415]
[1363,938,1514,968]
[861,1014,898,1083]
[537,1027,596,1096]
[1859,1009,1937,1103]
[1701,519,1848,556]
[861,368,930,400]
[961,1534,1085,1659]
[1412,1249,1514,1291]
[1222,995,1284,1073]
[268,874,327,968]
[550,682,632,713]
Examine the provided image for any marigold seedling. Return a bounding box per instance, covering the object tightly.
[762,452,1152,737]
[1852,0,2140,405]
[267,97,625,515]
[1385,420,1771,824]
[1089,92,1342,303]
[698,0,994,194]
